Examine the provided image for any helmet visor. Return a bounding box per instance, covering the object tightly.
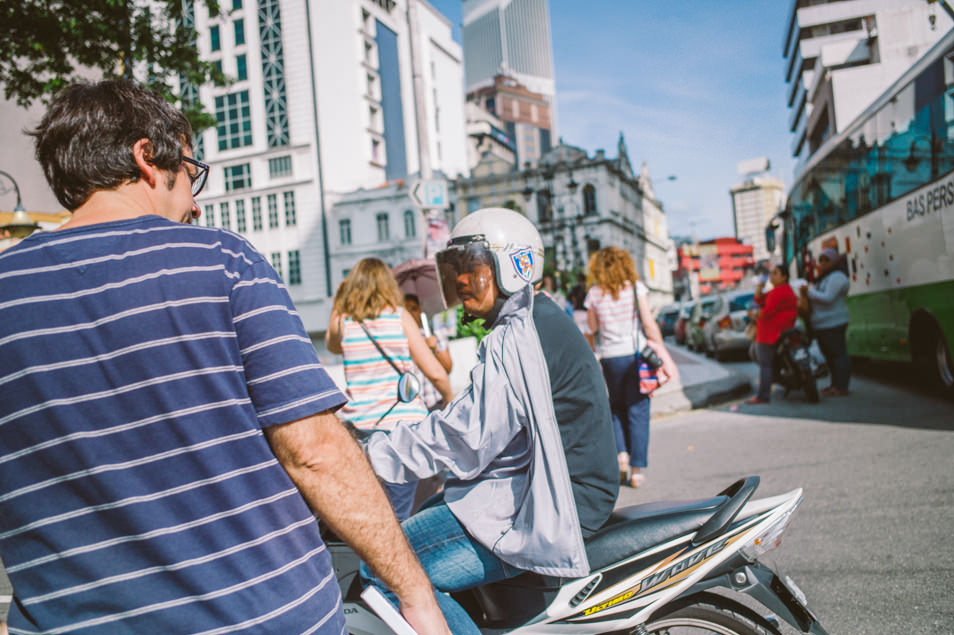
[435,238,495,309]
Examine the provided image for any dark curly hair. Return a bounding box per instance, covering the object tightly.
[29,80,193,210]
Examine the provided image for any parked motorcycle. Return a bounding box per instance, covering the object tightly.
[327,476,828,634]
[773,327,821,403]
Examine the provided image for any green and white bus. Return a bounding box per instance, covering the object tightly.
[775,27,954,394]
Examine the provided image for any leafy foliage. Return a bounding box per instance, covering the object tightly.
[455,305,490,344]
[0,1,225,131]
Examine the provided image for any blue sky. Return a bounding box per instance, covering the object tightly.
[429,0,795,240]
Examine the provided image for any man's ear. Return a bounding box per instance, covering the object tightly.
[132,138,160,188]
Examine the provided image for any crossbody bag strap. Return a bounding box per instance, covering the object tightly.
[358,320,404,376]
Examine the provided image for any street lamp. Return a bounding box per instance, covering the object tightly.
[0,170,40,239]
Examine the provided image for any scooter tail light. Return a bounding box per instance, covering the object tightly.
[740,498,802,562]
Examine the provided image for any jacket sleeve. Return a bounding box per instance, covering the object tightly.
[807,272,849,306]
[365,334,525,484]
[759,287,781,321]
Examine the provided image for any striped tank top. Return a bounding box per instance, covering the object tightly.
[339,309,428,430]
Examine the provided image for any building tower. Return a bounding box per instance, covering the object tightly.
[466,74,551,167]
[461,0,556,132]
[783,0,951,168]
[729,159,785,263]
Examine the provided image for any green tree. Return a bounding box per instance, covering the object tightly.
[0,0,225,132]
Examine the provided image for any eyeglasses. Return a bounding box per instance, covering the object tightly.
[181,156,210,197]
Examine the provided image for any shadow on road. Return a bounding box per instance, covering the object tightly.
[703,353,954,432]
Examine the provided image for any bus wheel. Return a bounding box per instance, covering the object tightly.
[931,328,954,396]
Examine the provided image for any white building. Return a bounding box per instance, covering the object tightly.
[190,0,468,336]
[784,0,952,170]
[461,0,556,131]
[730,174,785,263]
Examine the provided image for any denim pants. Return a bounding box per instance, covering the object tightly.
[600,354,652,468]
[755,342,776,401]
[361,499,522,634]
[815,323,850,391]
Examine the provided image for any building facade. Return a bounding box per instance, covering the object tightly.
[453,136,675,307]
[190,0,468,335]
[467,74,552,167]
[784,0,952,170]
[675,238,756,298]
[730,173,785,263]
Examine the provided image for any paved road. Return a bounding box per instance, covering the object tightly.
[619,347,954,634]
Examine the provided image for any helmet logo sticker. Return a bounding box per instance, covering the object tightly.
[510,247,534,282]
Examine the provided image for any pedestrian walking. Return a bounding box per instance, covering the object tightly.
[325,258,453,520]
[747,265,798,404]
[585,247,676,488]
[0,80,448,634]
[800,247,851,396]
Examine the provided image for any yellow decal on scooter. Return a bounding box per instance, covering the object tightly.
[582,589,635,616]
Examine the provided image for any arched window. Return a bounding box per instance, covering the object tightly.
[583,184,598,216]
[403,209,416,238]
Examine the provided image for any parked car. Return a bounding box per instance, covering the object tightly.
[655,303,681,338]
[686,296,719,352]
[701,290,756,360]
[673,300,696,346]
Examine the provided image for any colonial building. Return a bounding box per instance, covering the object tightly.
[453,136,675,307]
[189,0,468,335]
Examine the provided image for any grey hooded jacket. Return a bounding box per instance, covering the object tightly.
[365,286,590,578]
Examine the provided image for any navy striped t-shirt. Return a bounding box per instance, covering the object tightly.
[0,216,347,633]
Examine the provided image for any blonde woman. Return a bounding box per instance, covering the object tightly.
[326,258,453,519]
[585,247,675,488]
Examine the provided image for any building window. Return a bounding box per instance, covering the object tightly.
[215,90,253,150]
[467,198,481,215]
[283,191,296,226]
[339,219,352,245]
[259,0,290,147]
[251,196,262,230]
[233,18,245,46]
[267,193,279,228]
[224,163,251,191]
[235,54,247,81]
[210,25,221,52]
[219,201,231,230]
[403,209,416,238]
[268,155,292,178]
[235,199,247,232]
[232,0,242,10]
[366,73,376,98]
[213,59,223,76]
[371,138,382,163]
[376,212,389,242]
[583,184,598,216]
[288,250,301,285]
[270,252,282,279]
[204,204,215,226]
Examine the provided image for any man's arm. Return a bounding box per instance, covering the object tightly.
[264,411,449,634]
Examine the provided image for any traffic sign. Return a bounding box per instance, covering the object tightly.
[410,179,449,209]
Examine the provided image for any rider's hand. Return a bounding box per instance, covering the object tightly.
[400,590,451,635]
[425,335,439,351]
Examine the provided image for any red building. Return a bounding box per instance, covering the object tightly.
[676,237,755,296]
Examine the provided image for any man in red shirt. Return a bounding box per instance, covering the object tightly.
[747,265,798,404]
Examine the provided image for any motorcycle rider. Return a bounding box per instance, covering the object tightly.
[362,208,619,633]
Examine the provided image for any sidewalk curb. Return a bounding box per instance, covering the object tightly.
[651,370,752,417]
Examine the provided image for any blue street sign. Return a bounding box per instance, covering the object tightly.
[411,179,449,209]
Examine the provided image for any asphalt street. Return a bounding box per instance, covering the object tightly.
[618,348,954,634]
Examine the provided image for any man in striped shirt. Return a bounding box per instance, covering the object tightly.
[0,80,447,634]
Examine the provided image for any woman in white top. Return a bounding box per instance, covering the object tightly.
[585,247,672,488]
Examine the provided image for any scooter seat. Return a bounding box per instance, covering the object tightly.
[585,496,727,572]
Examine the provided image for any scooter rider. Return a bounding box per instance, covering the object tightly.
[362,208,619,633]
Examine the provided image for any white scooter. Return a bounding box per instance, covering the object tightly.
[326,475,827,634]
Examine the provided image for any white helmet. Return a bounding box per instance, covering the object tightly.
[435,207,544,307]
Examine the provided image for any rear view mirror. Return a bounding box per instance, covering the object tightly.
[396,372,421,403]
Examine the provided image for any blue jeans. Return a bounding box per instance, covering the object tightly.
[755,342,776,401]
[360,500,522,634]
[601,354,651,468]
[814,324,850,391]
